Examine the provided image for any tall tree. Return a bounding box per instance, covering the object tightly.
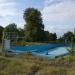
[24,8,45,42]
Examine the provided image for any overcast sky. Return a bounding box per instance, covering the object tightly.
[0,0,75,37]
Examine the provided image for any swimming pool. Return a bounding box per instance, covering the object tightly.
[11,44,69,58]
[32,47,68,59]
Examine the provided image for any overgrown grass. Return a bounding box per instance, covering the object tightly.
[0,52,75,75]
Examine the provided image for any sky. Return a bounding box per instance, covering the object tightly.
[0,0,75,37]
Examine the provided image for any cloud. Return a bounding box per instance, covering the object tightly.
[44,0,62,6]
[0,0,20,27]
[44,0,75,6]
[42,0,75,37]
[0,0,17,17]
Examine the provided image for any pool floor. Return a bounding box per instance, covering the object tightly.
[12,47,68,59]
[31,47,68,58]
[11,44,69,58]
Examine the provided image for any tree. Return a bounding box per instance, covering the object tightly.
[63,31,74,43]
[44,31,57,41]
[18,28,25,37]
[57,37,64,43]
[4,23,18,39]
[51,33,57,41]
[0,26,4,42]
[67,47,75,55]
[18,28,25,41]
[4,23,18,32]
[23,8,45,42]
[44,31,50,41]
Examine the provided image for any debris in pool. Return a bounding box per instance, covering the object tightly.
[46,51,48,55]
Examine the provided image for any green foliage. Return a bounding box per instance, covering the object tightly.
[4,23,25,42]
[64,55,74,63]
[0,26,4,42]
[67,47,75,55]
[4,23,18,32]
[57,37,64,43]
[18,28,25,37]
[63,31,74,43]
[24,8,45,42]
[4,23,18,40]
[44,31,57,41]
[18,28,25,41]
[49,33,57,41]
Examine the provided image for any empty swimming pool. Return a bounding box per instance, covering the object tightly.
[11,44,69,58]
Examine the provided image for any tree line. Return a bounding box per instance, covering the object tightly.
[0,8,75,43]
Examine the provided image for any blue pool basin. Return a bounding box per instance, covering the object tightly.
[11,44,69,58]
